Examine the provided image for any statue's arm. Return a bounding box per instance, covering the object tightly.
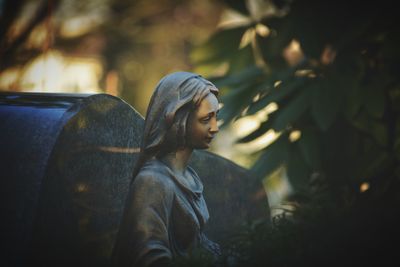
[114,172,174,267]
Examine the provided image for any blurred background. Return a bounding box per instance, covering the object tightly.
[1,0,400,265]
[0,0,223,113]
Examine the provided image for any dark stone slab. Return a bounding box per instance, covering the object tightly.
[0,92,143,266]
[0,93,89,266]
[190,151,269,243]
[0,92,269,266]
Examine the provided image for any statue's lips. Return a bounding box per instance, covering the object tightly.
[205,137,214,143]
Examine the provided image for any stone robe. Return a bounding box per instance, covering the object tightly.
[112,158,211,267]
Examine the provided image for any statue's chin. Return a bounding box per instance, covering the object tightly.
[199,143,211,150]
[190,143,210,150]
[186,140,211,150]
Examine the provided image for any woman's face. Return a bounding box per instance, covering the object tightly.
[187,93,219,149]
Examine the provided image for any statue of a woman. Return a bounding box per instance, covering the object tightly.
[112,72,221,266]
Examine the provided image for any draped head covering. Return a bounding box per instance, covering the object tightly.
[132,72,218,180]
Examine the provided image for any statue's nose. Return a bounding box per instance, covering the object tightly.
[210,118,219,134]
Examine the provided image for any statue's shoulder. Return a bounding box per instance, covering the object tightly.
[133,159,175,191]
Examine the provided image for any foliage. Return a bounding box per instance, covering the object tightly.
[219,180,400,267]
[191,0,400,265]
[172,176,400,266]
[193,0,400,204]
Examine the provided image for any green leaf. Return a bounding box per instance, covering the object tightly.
[190,27,247,66]
[219,82,260,124]
[311,80,341,131]
[337,55,365,120]
[247,76,307,116]
[353,146,389,181]
[214,65,265,88]
[251,134,289,180]
[298,128,322,169]
[287,143,311,191]
[257,17,294,67]
[343,82,362,121]
[352,111,387,147]
[227,45,255,74]
[381,29,400,61]
[363,84,385,119]
[224,0,250,16]
[237,119,273,143]
[272,86,312,131]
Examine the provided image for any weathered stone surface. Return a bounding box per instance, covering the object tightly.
[190,151,269,243]
[0,93,143,266]
[0,93,89,266]
[0,92,269,266]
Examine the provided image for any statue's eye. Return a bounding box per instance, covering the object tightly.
[201,115,212,122]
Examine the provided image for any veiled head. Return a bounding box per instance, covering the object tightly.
[141,72,219,157]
